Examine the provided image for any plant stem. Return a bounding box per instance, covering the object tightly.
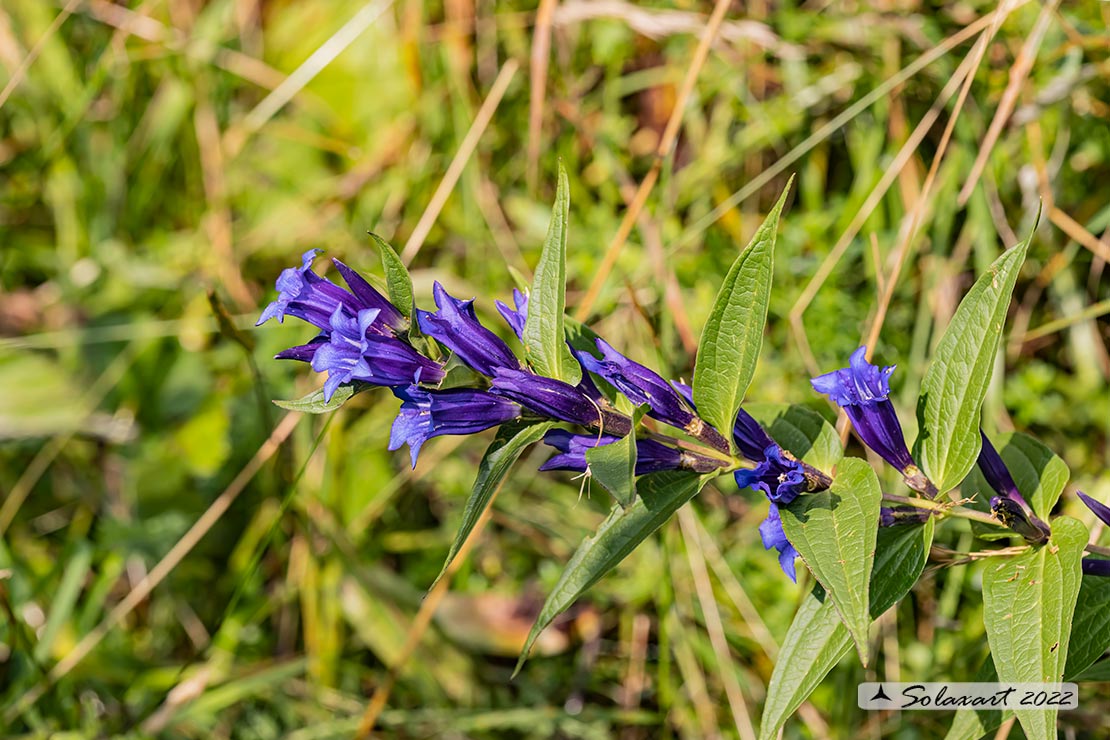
[886,495,1110,560]
[881,493,1001,527]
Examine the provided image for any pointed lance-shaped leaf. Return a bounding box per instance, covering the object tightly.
[916,209,1037,494]
[981,515,1086,740]
[430,421,555,590]
[523,162,581,384]
[693,178,792,449]
[759,520,934,740]
[514,471,707,676]
[779,457,881,665]
[369,232,414,320]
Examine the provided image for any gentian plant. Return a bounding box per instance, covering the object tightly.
[260,170,1110,740]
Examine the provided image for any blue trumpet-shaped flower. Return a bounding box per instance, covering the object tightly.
[734,446,808,506]
[574,339,696,429]
[732,407,778,462]
[416,282,521,376]
[490,368,630,435]
[538,429,684,475]
[310,307,444,402]
[731,408,832,503]
[728,407,831,579]
[389,385,521,467]
[1084,559,1110,577]
[1078,491,1110,577]
[759,504,800,583]
[495,289,528,341]
[258,250,403,333]
[672,381,825,580]
[811,346,934,495]
[331,258,406,331]
[977,432,1050,544]
[274,334,328,363]
[1078,490,1110,528]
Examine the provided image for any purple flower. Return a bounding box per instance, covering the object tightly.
[977,432,1031,507]
[1078,492,1110,577]
[416,282,520,376]
[310,307,444,402]
[274,334,328,362]
[575,339,696,429]
[725,405,830,579]
[880,506,933,527]
[1078,491,1110,528]
[495,289,528,341]
[490,368,631,435]
[258,250,358,329]
[257,250,402,334]
[1083,559,1110,577]
[332,258,406,331]
[734,446,808,505]
[733,408,778,462]
[811,346,934,495]
[538,429,684,475]
[977,433,1051,544]
[731,408,832,504]
[646,379,730,453]
[388,385,521,468]
[759,504,800,582]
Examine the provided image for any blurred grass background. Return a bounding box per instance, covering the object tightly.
[2,0,1109,737]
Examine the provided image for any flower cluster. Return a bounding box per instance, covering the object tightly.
[260,253,738,474]
[261,255,1109,582]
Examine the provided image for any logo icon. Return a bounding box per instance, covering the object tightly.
[870,684,892,703]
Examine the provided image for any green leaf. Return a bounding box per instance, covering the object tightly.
[369,232,414,319]
[692,180,791,446]
[947,574,1108,740]
[431,421,555,590]
[779,457,882,665]
[981,516,1086,740]
[1064,574,1110,679]
[916,232,1031,494]
[585,407,645,507]
[1073,657,1110,681]
[997,433,1069,518]
[743,403,842,472]
[943,657,1007,740]
[273,382,371,413]
[962,432,1070,540]
[759,519,934,740]
[757,589,850,740]
[515,471,707,675]
[523,162,580,384]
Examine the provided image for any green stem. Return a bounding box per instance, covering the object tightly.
[886,495,1110,559]
[881,493,1001,527]
[644,431,736,469]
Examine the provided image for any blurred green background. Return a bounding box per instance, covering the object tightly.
[2,0,1109,737]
